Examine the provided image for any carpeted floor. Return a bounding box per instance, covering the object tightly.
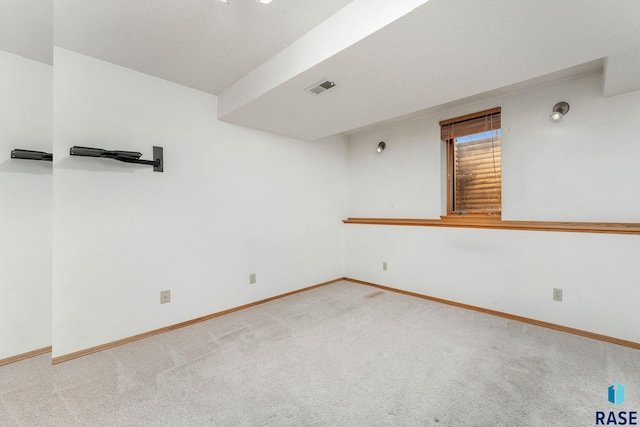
[0,352,51,426]
[3,280,640,426]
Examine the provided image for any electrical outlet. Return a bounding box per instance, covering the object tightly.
[249,273,256,284]
[160,290,171,304]
[383,262,387,271]
[553,288,563,302]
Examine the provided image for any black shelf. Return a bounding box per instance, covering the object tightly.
[70,146,163,172]
[11,149,53,161]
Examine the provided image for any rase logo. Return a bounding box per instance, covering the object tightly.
[596,382,637,425]
[610,383,626,407]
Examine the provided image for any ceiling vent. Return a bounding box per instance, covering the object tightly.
[306,79,336,95]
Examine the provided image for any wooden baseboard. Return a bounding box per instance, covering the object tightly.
[52,278,343,365]
[51,276,639,364]
[0,346,52,367]
[343,278,640,351]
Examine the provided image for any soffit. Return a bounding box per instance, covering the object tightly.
[219,0,640,140]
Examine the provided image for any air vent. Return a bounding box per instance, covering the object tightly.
[306,79,336,95]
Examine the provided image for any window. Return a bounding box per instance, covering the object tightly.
[440,107,501,216]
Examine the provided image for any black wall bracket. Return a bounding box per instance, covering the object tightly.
[70,146,163,172]
[11,149,53,161]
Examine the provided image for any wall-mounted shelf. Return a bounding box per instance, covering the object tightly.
[70,146,163,172]
[342,217,640,236]
[11,149,53,161]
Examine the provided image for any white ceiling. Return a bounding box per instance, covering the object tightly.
[54,0,354,95]
[0,0,53,64]
[7,0,640,140]
[218,0,640,140]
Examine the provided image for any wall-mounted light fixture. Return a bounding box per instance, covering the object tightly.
[376,141,386,154]
[550,102,570,121]
[11,149,53,161]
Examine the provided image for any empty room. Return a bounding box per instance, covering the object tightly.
[1,0,639,426]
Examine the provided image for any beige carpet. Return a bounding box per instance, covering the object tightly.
[0,352,51,426]
[3,281,640,426]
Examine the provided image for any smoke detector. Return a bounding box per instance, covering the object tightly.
[306,79,336,95]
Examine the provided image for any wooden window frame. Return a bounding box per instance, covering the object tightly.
[441,107,502,219]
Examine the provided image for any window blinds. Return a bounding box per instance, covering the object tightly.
[439,107,501,141]
[440,107,501,214]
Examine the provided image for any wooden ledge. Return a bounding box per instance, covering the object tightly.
[342,217,640,235]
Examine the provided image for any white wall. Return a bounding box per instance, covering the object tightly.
[0,51,52,359]
[350,72,640,222]
[502,72,640,222]
[53,48,348,358]
[346,71,640,344]
[348,117,439,218]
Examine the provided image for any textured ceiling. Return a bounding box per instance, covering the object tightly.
[219,0,640,140]
[9,0,640,141]
[54,0,353,95]
[0,0,53,64]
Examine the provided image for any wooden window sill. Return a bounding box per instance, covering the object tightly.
[342,217,640,235]
[441,214,502,221]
